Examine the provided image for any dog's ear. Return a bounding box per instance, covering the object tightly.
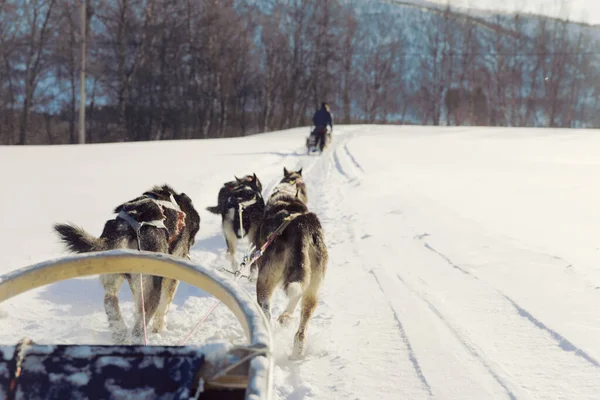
[235,175,242,182]
[177,192,193,207]
[283,167,289,176]
[297,167,303,176]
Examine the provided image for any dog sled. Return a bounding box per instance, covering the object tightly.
[0,250,273,400]
[305,126,331,154]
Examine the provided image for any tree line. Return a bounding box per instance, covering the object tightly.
[1,0,598,145]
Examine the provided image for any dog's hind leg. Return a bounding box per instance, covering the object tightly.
[223,214,239,272]
[100,274,128,344]
[278,243,309,326]
[131,275,162,344]
[292,287,320,359]
[150,278,179,333]
[256,256,285,321]
[277,282,303,326]
[291,246,326,359]
[130,232,169,343]
[247,225,260,280]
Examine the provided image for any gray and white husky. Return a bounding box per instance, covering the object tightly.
[53,184,201,344]
[206,174,265,274]
[255,167,328,358]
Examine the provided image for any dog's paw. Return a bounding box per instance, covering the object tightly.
[290,333,306,359]
[111,331,130,345]
[289,346,306,361]
[248,268,258,282]
[130,333,146,346]
[277,313,292,326]
[109,322,129,345]
[151,323,164,334]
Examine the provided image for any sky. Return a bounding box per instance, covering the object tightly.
[426,0,600,25]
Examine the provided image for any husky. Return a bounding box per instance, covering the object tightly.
[53,185,201,344]
[206,174,265,274]
[254,167,327,358]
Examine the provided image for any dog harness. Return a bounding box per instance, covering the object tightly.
[117,194,186,250]
[227,186,262,239]
[240,212,303,271]
[145,193,187,238]
[271,182,302,199]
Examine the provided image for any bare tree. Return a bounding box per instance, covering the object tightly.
[0,1,21,144]
[18,0,58,145]
[2,0,600,145]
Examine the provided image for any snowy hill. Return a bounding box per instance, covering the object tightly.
[2,125,600,398]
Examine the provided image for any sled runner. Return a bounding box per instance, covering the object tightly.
[0,250,273,400]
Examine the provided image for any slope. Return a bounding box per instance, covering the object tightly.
[1,125,600,399]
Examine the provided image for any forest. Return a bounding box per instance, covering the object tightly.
[1,0,599,145]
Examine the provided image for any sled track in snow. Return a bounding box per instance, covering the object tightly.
[370,270,434,396]
[422,242,472,276]
[395,273,518,400]
[420,236,600,372]
[503,296,600,368]
[217,128,600,398]
[331,135,364,184]
[343,140,364,173]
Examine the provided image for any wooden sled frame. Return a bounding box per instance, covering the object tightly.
[0,249,274,400]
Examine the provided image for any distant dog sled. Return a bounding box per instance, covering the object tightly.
[306,126,331,154]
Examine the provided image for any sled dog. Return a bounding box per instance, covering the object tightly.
[53,185,201,344]
[206,174,265,273]
[255,167,327,358]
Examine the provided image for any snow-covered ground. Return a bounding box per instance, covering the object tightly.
[1,125,600,399]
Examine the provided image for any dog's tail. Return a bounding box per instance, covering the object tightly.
[53,223,107,253]
[205,205,221,214]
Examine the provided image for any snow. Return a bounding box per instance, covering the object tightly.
[2,125,600,398]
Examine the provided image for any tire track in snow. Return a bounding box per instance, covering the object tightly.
[395,273,518,400]
[420,236,600,370]
[369,270,434,397]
